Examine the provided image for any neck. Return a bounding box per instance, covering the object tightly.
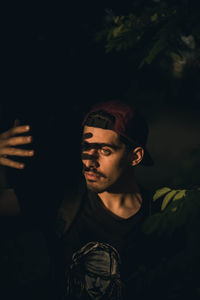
[98,170,143,219]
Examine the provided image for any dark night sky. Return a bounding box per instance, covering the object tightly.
[1,1,200,194]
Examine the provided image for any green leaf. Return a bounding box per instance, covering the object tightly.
[153,187,171,202]
[111,24,124,38]
[151,13,158,22]
[170,52,182,62]
[172,189,186,201]
[161,190,178,211]
[114,16,120,24]
[145,37,167,65]
[171,207,178,212]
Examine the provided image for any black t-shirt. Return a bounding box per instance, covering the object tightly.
[57,187,153,299]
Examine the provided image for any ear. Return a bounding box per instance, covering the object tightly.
[131,147,144,166]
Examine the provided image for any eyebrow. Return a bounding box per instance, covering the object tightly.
[99,143,119,150]
[82,141,119,150]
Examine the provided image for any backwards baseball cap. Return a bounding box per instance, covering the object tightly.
[82,100,153,166]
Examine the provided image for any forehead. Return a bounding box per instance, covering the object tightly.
[83,126,120,144]
[85,251,112,276]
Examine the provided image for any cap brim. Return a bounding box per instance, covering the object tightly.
[141,148,154,166]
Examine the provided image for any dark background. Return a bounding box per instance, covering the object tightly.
[1,1,199,193]
[0,1,200,299]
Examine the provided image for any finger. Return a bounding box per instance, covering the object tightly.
[7,136,32,146]
[0,147,34,157]
[0,125,30,139]
[0,157,25,169]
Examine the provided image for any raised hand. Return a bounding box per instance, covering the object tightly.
[0,124,34,169]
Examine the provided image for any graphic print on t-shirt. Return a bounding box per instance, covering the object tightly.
[65,241,122,300]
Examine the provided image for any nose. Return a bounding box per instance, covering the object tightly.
[94,276,102,288]
[82,148,99,169]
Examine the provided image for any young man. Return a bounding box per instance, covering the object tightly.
[55,100,154,299]
[0,100,154,299]
[1,100,199,300]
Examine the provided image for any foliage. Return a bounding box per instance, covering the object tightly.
[96,0,200,71]
[140,185,200,298]
[142,185,200,236]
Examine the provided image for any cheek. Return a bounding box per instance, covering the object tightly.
[101,156,128,179]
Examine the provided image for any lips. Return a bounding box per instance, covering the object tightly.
[85,172,99,180]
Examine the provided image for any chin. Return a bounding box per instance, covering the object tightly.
[86,181,108,193]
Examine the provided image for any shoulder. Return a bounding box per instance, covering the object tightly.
[139,185,160,217]
[56,175,87,239]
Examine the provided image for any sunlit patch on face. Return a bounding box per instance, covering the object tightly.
[82,132,93,141]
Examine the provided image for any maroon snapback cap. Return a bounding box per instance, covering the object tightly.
[82,100,153,166]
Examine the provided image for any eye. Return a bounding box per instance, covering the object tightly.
[100,148,112,156]
[86,271,96,279]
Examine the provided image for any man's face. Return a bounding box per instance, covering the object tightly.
[84,251,114,300]
[81,126,131,193]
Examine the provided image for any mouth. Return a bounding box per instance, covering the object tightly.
[88,290,102,298]
[85,172,99,180]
